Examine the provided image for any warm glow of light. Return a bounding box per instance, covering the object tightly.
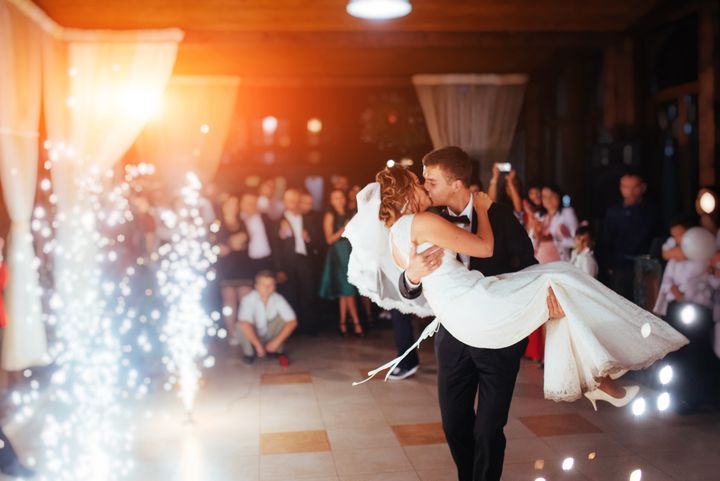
[387,159,396,168]
[347,0,412,19]
[122,88,162,120]
[698,191,717,214]
[262,116,278,135]
[630,469,643,481]
[307,118,323,134]
[200,124,210,135]
[562,457,574,471]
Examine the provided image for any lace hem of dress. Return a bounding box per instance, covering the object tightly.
[543,337,689,403]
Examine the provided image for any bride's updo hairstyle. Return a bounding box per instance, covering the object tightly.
[376,166,418,227]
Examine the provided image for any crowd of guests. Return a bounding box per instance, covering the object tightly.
[486,164,720,412]
[121,175,376,367]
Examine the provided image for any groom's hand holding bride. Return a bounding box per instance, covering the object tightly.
[547,287,566,320]
[406,241,443,285]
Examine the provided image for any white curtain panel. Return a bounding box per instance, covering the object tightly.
[43,29,183,210]
[412,74,528,186]
[136,75,240,191]
[0,0,48,370]
[41,26,182,291]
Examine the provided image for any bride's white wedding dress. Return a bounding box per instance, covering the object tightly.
[344,184,688,401]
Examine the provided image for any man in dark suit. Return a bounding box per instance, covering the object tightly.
[397,146,564,481]
[238,191,276,278]
[274,188,321,335]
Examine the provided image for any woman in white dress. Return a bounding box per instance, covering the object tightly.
[345,167,688,408]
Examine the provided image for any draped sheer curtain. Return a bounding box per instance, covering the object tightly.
[0,0,48,370]
[0,0,181,370]
[136,75,240,191]
[43,29,183,210]
[412,74,528,186]
[40,28,182,341]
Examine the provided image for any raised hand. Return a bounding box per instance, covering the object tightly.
[473,192,493,212]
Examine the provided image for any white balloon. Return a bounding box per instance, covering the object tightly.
[681,227,716,262]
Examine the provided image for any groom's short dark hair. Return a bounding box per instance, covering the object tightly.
[422,146,472,187]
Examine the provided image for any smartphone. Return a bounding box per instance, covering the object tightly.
[496,162,512,173]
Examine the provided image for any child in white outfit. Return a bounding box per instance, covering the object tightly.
[570,224,598,278]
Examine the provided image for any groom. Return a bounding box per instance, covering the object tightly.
[398,146,564,481]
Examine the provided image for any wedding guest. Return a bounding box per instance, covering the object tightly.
[570,224,599,278]
[599,172,659,300]
[318,189,363,337]
[528,184,578,262]
[653,217,713,317]
[216,195,250,339]
[488,164,523,223]
[238,191,275,280]
[275,188,320,334]
[525,184,577,365]
[299,189,326,260]
[521,181,546,227]
[655,217,720,413]
[347,184,362,213]
[331,175,350,192]
[387,310,419,380]
[526,182,544,213]
[257,178,284,220]
[237,271,297,366]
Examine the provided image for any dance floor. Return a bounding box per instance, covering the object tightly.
[4,322,719,481]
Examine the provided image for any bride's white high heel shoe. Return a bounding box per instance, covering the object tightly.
[584,385,639,411]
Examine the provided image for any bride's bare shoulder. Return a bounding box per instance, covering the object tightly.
[414,211,444,225]
[411,211,450,239]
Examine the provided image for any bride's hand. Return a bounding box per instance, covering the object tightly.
[473,192,493,212]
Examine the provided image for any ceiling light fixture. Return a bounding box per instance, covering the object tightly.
[346,0,412,20]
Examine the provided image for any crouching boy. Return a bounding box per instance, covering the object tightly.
[237,270,297,365]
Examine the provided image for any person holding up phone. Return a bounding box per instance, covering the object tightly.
[488,163,524,225]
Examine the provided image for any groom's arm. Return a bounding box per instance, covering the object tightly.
[398,243,444,300]
[398,272,422,299]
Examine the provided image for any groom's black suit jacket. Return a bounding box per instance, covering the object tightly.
[398,202,537,357]
[398,201,538,481]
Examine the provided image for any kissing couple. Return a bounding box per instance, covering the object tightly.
[344,146,687,481]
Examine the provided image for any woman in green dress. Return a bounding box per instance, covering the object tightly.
[319,189,363,336]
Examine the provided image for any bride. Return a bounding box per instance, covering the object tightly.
[344,166,688,408]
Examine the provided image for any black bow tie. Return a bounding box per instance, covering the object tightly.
[441,213,470,225]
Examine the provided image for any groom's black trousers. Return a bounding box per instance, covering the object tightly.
[435,326,528,481]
